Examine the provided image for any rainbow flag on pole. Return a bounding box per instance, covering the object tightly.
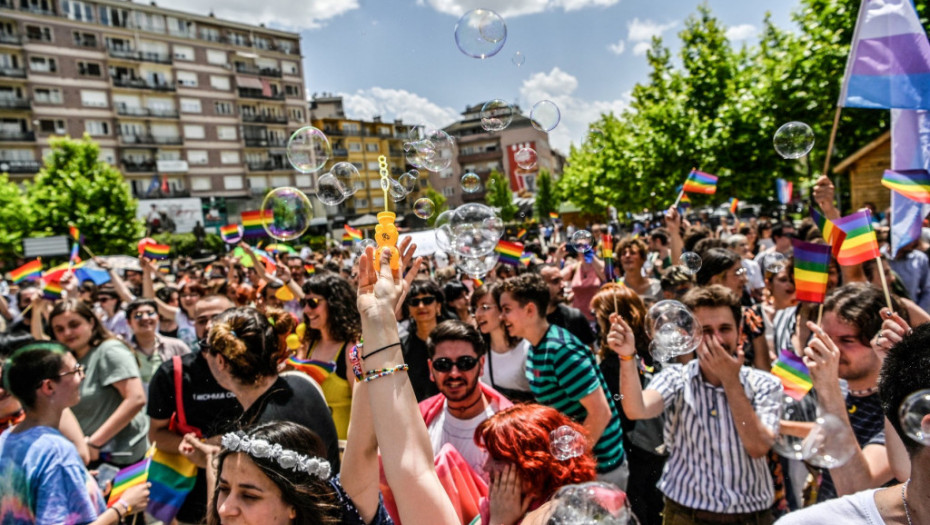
[834,209,882,266]
[516,228,528,240]
[241,210,272,239]
[344,225,363,241]
[219,224,243,244]
[107,454,151,507]
[678,193,691,212]
[9,260,42,283]
[792,239,831,304]
[41,280,62,300]
[810,207,847,259]
[771,349,813,401]
[882,169,930,203]
[495,240,524,267]
[728,197,739,214]
[549,211,559,220]
[682,170,718,195]
[143,243,171,260]
[146,447,198,523]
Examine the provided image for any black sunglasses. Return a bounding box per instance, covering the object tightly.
[431,355,478,373]
[408,296,437,307]
[301,297,322,309]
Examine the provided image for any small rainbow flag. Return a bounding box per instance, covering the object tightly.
[69,225,81,242]
[810,207,847,259]
[9,260,42,283]
[242,210,272,239]
[108,455,151,507]
[728,197,739,215]
[549,211,559,220]
[219,224,242,244]
[679,193,691,210]
[682,170,718,195]
[473,277,484,287]
[771,349,813,401]
[345,225,363,242]
[516,228,527,240]
[776,178,793,205]
[792,239,831,304]
[42,280,62,300]
[146,447,198,523]
[143,243,171,260]
[304,264,316,275]
[834,209,881,266]
[882,169,930,203]
[495,240,524,267]
[519,252,533,267]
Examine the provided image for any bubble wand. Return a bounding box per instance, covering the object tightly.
[373,155,400,272]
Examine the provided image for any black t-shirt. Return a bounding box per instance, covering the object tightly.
[147,351,242,523]
[547,303,596,346]
[401,332,440,402]
[236,374,341,473]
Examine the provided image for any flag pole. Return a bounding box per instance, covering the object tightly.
[874,255,894,311]
[821,106,843,177]
[81,243,97,259]
[816,303,824,326]
[672,189,685,209]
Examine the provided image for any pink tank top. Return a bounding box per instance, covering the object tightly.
[570,263,602,321]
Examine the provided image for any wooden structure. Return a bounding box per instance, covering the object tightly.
[834,131,891,212]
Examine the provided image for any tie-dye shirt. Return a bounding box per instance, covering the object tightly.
[0,426,105,525]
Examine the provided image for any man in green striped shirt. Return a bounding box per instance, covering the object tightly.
[496,273,627,489]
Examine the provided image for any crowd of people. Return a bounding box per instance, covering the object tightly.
[1,176,929,525]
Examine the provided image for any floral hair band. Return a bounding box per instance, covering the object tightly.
[221,432,332,480]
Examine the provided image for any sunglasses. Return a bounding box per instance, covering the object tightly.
[132,311,158,320]
[301,297,322,309]
[431,355,478,373]
[408,296,437,307]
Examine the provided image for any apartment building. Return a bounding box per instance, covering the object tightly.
[0,0,309,215]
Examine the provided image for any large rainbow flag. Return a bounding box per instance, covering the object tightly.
[343,225,363,246]
[495,240,524,267]
[810,207,847,259]
[146,447,198,523]
[241,210,272,239]
[9,260,42,284]
[882,169,930,203]
[834,209,881,266]
[792,239,831,304]
[143,243,171,260]
[771,350,813,401]
[682,170,718,195]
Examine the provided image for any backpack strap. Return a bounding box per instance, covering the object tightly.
[173,355,188,429]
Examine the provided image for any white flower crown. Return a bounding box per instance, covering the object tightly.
[221,432,332,480]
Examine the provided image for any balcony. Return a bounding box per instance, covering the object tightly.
[121,159,156,172]
[389,148,404,157]
[332,147,348,157]
[237,88,284,100]
[457,149,502,163]
[0,159,39,173]
[0,97,30,109]
[107,48,172,65]
[0,66,25,78]
[19,5,54,15]
[235,64,281,78]
[132,185,191,199]
[0,130,35,141]
[0,33,20,45]
[244,137,286,148]
[120,134,182,145]
[0,0,14,9]
[241,113,287,124]
[246,160,288,171]
[112,77,176,91]
[116,106,179,119]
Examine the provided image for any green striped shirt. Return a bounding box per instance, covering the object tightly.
[527,324,625,472]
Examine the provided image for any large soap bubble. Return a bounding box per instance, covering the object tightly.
[454,8,507,59]
[317,173,347,206]
[260,187,313,241]
[771,394,819,460]
[514,147,538,170]
[646,300,702,362]
[548,482,633,525]
[679,252,702,275]
[434,209,457,252]
[398,170,419,193]
[549,425,585,461]
[461,172,482,193]
[511,50,525,67]
[801,414,858,468]
[899,389,930,446]
[455,252,499,279]
[414,198,435,219]
[774,121,815,159]
[530,100,561,132]
[286,126,332,173]
[571,230,594,253]
[330,162,362,197]
[480,99,514,132]
[450,203,504,257]
[762,252,787,274]
[404,129,454,172]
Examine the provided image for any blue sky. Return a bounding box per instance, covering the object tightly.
[156,0,802,152]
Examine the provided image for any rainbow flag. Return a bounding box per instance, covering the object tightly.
[810,207,847,259]
[679,193,691,211]
[682,170,718,195]
[146,447,198,523]
[9,260,42,283]
[344,225,363,242]
[143,243,171,260]
[107,456,151,507]
[549,211,558,220]
[219,224,242,244]
[834,209,881,266]
[728,197,739,214]
[776,178,793,204]
[304,264,316,275]
[771,349,813,401]
[519,252,533,267]
[286,356,335,385]
[241,210,272,239]
[516,228,527,240]
[882,169,930,203]
[42,280,62,300]
[473,277,484,287]
[792,239,831,303]
[495,240,524,267]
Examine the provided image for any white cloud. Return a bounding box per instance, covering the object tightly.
[725,24,757,41]
[520,67,628,152]
[632,41,652,56]
[627,18,678,43]
[156,0,358,30]
[340,87,460,131]
[607,39,625,55]
[419,0,619,18]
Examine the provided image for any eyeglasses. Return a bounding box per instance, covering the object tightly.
[301,297,322,309]
[407,296,437,307]
[431,355,478,373]
[99,296,116,303]
[58,364,85,379]
[132,311,158,320]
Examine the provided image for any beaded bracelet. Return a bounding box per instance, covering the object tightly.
[362,364,409,383]
[349,344,363,381]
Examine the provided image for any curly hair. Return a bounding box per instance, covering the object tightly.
[824,283,907,347]
[208,421,339,525]
[301,274,361,344]
[590,283,650,361]
[475,404,596,503]
[206,307,296,385]
[615,236,648,262]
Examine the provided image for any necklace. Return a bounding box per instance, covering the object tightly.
[448,393,484,415]
[849,385,879,397]
[903,480,913,525]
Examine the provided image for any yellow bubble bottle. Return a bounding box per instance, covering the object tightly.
[373,211,400,272]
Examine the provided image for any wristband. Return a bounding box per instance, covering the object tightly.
[618,354,635,362]
[110,505,124,522]
[85,436,102,449]
[361,342,401,360]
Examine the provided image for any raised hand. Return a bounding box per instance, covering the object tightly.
[606,313,636,358]
[803,321,840,389]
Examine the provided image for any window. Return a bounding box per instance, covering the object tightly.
[24,25,52,42]
[187,150,208,164]
[442,187,455,197]
[72,31,97,47]
[173,45,194,61]
[351,162,363,170]
[179,98,201,113]
[217,126,236,140]
[368,179,381,189]
[199,27,220,42]
[38,119,66,134]
[80,90,108,107]
[294,174,311,187]
[77,61,101,77]
[372,197,385,208]
[214,101,234,115]
[167,17,193,37]
[191,176,210,191]
[84,120,109,136]
[366,161,379,171]
[228,32,248,46]
[276,40,293,54]
[348,142,361,152]
[253,36,269,50]
[206,49,227,65]
[98,5,130,27]
[284,84,300,97]
[209,75,230,91]
[61,0,94,21]
[183,125,204,139]
[29,56,56,73]
[34,87,62,104]
[366,143,379,152]
[354,198,369,208]
[270,175,289,187]
[176,71,198,87]
[282,61,298,75]
[289,108,303,121]
[220,151,240,164]
[224,175,244,190]
[342,122,359,133]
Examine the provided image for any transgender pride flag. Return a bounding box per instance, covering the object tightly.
[838,0,930,110]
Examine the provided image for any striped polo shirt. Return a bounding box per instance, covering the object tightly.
[526,324,625,472]
[649,360,783,513]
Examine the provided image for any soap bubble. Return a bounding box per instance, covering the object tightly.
[571,230,594,253]
[398,170,419,193]
[512,50,525,67]
[530,100,561,132]
[286,126,332,173]
[355,238,377,255]
[260,187,313,241]
[480,99,514,132]
[679,252,702,275]
[414,198,435,219]
[434,209,457,252]
[802,414,858,468]
[772,394,819,459]
[899,389,930,446]
[450,203,504,257]
[549,482,633,525]
[405,129,454,172]
[454,252,499,278]
[388,178,407,202]
[454,8,507,59]
[774,121,815,159]
[549,425,586,461]
[646,300,702,362]
[461,172,482,193]
[514,147,538,170]
[329,162,362,197]
[317,173,347,206]
[763,252,787,274]
[585,128,605,154]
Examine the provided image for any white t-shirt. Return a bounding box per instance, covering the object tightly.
[480,339,531,392]
[775,488,884,524]
[428,399,499,475]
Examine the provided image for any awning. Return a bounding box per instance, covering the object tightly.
[236,76,262,89]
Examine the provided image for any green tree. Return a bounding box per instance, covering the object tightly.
[423,186,448,227]
[485,170,518,222]
[535,169,559,221]
[25,135,143,255]
[0,174,30,264]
